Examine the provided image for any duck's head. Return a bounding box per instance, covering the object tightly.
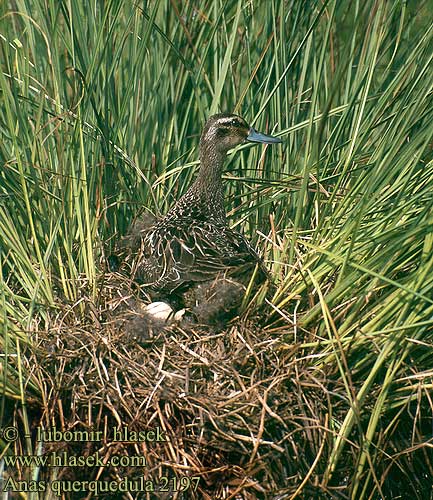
[200,113,282,156]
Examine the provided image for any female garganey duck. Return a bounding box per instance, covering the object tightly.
[133,113,281,295]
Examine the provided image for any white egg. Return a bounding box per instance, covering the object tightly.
[174,308,186,321]
[142,302,174,321]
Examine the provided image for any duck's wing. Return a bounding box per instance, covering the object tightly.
[134,222,265,293]
[220,226,271,281]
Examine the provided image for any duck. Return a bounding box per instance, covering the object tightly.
[130,113,282,296]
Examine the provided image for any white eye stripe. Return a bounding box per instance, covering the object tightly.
[217,117,243,127]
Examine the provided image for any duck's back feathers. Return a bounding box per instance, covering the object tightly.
[134,219,264,293]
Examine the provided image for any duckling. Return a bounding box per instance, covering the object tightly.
[132,113,281,295]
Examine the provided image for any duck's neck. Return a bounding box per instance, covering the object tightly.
[195,143,226,190]
[189,144,227,222]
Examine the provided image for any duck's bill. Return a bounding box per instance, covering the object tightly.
[247,128,282,144]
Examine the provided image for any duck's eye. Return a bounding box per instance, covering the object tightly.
[230,119,239,127]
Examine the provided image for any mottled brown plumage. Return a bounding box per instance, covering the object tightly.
[133,113,281,294]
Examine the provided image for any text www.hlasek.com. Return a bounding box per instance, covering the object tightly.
[4,451,146,468]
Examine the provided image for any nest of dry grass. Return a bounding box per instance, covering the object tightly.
[8,271,430,500]
[14,272,335,500]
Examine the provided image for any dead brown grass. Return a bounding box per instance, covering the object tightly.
[13,273,336,500]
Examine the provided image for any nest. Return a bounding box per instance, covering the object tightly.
[14,273,332,500]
